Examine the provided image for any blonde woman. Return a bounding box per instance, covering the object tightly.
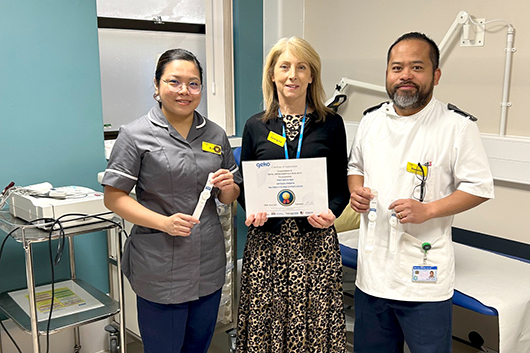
[237,37,349,352]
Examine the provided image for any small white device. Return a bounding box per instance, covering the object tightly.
[192,173,214,220]
[368,191,378,222]
[365,189,378,252]
[389,210,398,253]
[9,183,114,229]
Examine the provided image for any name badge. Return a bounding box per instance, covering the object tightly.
[202,141,222,155]
[267,131,286,147]
[412,265,437,283]
[406,162,428,177]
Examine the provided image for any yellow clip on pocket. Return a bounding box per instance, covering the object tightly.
[406,162,428,177]
[202,141,222,155]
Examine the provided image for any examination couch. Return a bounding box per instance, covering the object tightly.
[336,206,530,353]
[232,146,530,352]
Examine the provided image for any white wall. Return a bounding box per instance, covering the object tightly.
[265,0,530,245]
[263,0,305,56]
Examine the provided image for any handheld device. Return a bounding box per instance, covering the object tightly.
[389,209,398,253]
[192,173,214,220]
[368,190,378,222]
[365,189,378,252]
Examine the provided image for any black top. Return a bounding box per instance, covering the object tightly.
[238,111,350,233]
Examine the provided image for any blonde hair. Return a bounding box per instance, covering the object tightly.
[262,37,332,122]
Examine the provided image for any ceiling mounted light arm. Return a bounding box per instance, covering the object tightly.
[326,77,386,111]
[327,9,516,134]
[328,10,472,111]
[325,10,471,111]
[439,10,470,55]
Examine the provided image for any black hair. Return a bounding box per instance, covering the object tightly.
[153,48,203,108]
[154,48,203,86]
[387,32,440,71]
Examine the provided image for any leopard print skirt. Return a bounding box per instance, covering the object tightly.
[236,218,347,353]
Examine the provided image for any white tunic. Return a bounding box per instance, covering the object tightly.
[348,97,494,302]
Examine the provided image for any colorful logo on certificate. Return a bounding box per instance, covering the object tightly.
[278,189,295,206]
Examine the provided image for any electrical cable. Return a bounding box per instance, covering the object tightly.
[1,183,126,351]
[44,217,67,353]
[0,211,124,352]
[469,16,514,30]
[38,213,123,353]
[0,319,23,353]
[0,230,15,262]
[20,216,61,353]
[40,213,124,353]
[46,223,57,353]
[0,215,57,353]
[0,227,23,352]
[0,228,23,352]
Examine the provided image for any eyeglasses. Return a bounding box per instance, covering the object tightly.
[413,162,427,202]
[161,79,202,94]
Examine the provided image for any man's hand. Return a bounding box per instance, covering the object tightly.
[388,199,432,224]
[350,187,374,213]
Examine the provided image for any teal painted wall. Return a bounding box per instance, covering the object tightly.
[233,0,263,259]
[0,0,109,296]
[0,0,264,300]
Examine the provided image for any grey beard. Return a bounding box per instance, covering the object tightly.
[392,91,423,110]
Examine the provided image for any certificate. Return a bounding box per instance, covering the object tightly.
[242,157,328,217]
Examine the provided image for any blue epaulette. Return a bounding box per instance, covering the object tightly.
[448,103,477,122]
[363,101,389,116]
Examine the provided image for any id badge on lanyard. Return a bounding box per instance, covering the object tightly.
[412,242,437,283]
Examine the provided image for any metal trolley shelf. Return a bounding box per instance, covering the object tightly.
[0,278,119,335]
[0,211,126,353]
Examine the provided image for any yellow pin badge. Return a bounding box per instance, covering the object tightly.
[202,141,222,155]
[267,131,286,147]
[406,162,428,176]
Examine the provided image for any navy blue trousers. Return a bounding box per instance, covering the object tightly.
[353,287,452,353]
[137,289,222,353]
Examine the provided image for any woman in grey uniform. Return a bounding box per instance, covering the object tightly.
[102,49,241,353]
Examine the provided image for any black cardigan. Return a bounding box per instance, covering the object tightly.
[238,111,350,233]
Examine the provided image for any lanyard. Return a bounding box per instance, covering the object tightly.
[279,103,307,159]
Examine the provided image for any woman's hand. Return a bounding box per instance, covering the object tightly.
[307,209,336,229]
[163,213,200,237]
[212,168,240,205]
[211,168,235,191]
[245,212,268,227]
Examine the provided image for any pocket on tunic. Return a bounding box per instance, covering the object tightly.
[395,231,453,284]
[139,149,174,194]
[128,232,175,282]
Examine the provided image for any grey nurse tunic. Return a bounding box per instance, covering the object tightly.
[102,106,241,304]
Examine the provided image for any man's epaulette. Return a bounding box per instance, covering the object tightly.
[447,103,477,122]
[363,101,389,116]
